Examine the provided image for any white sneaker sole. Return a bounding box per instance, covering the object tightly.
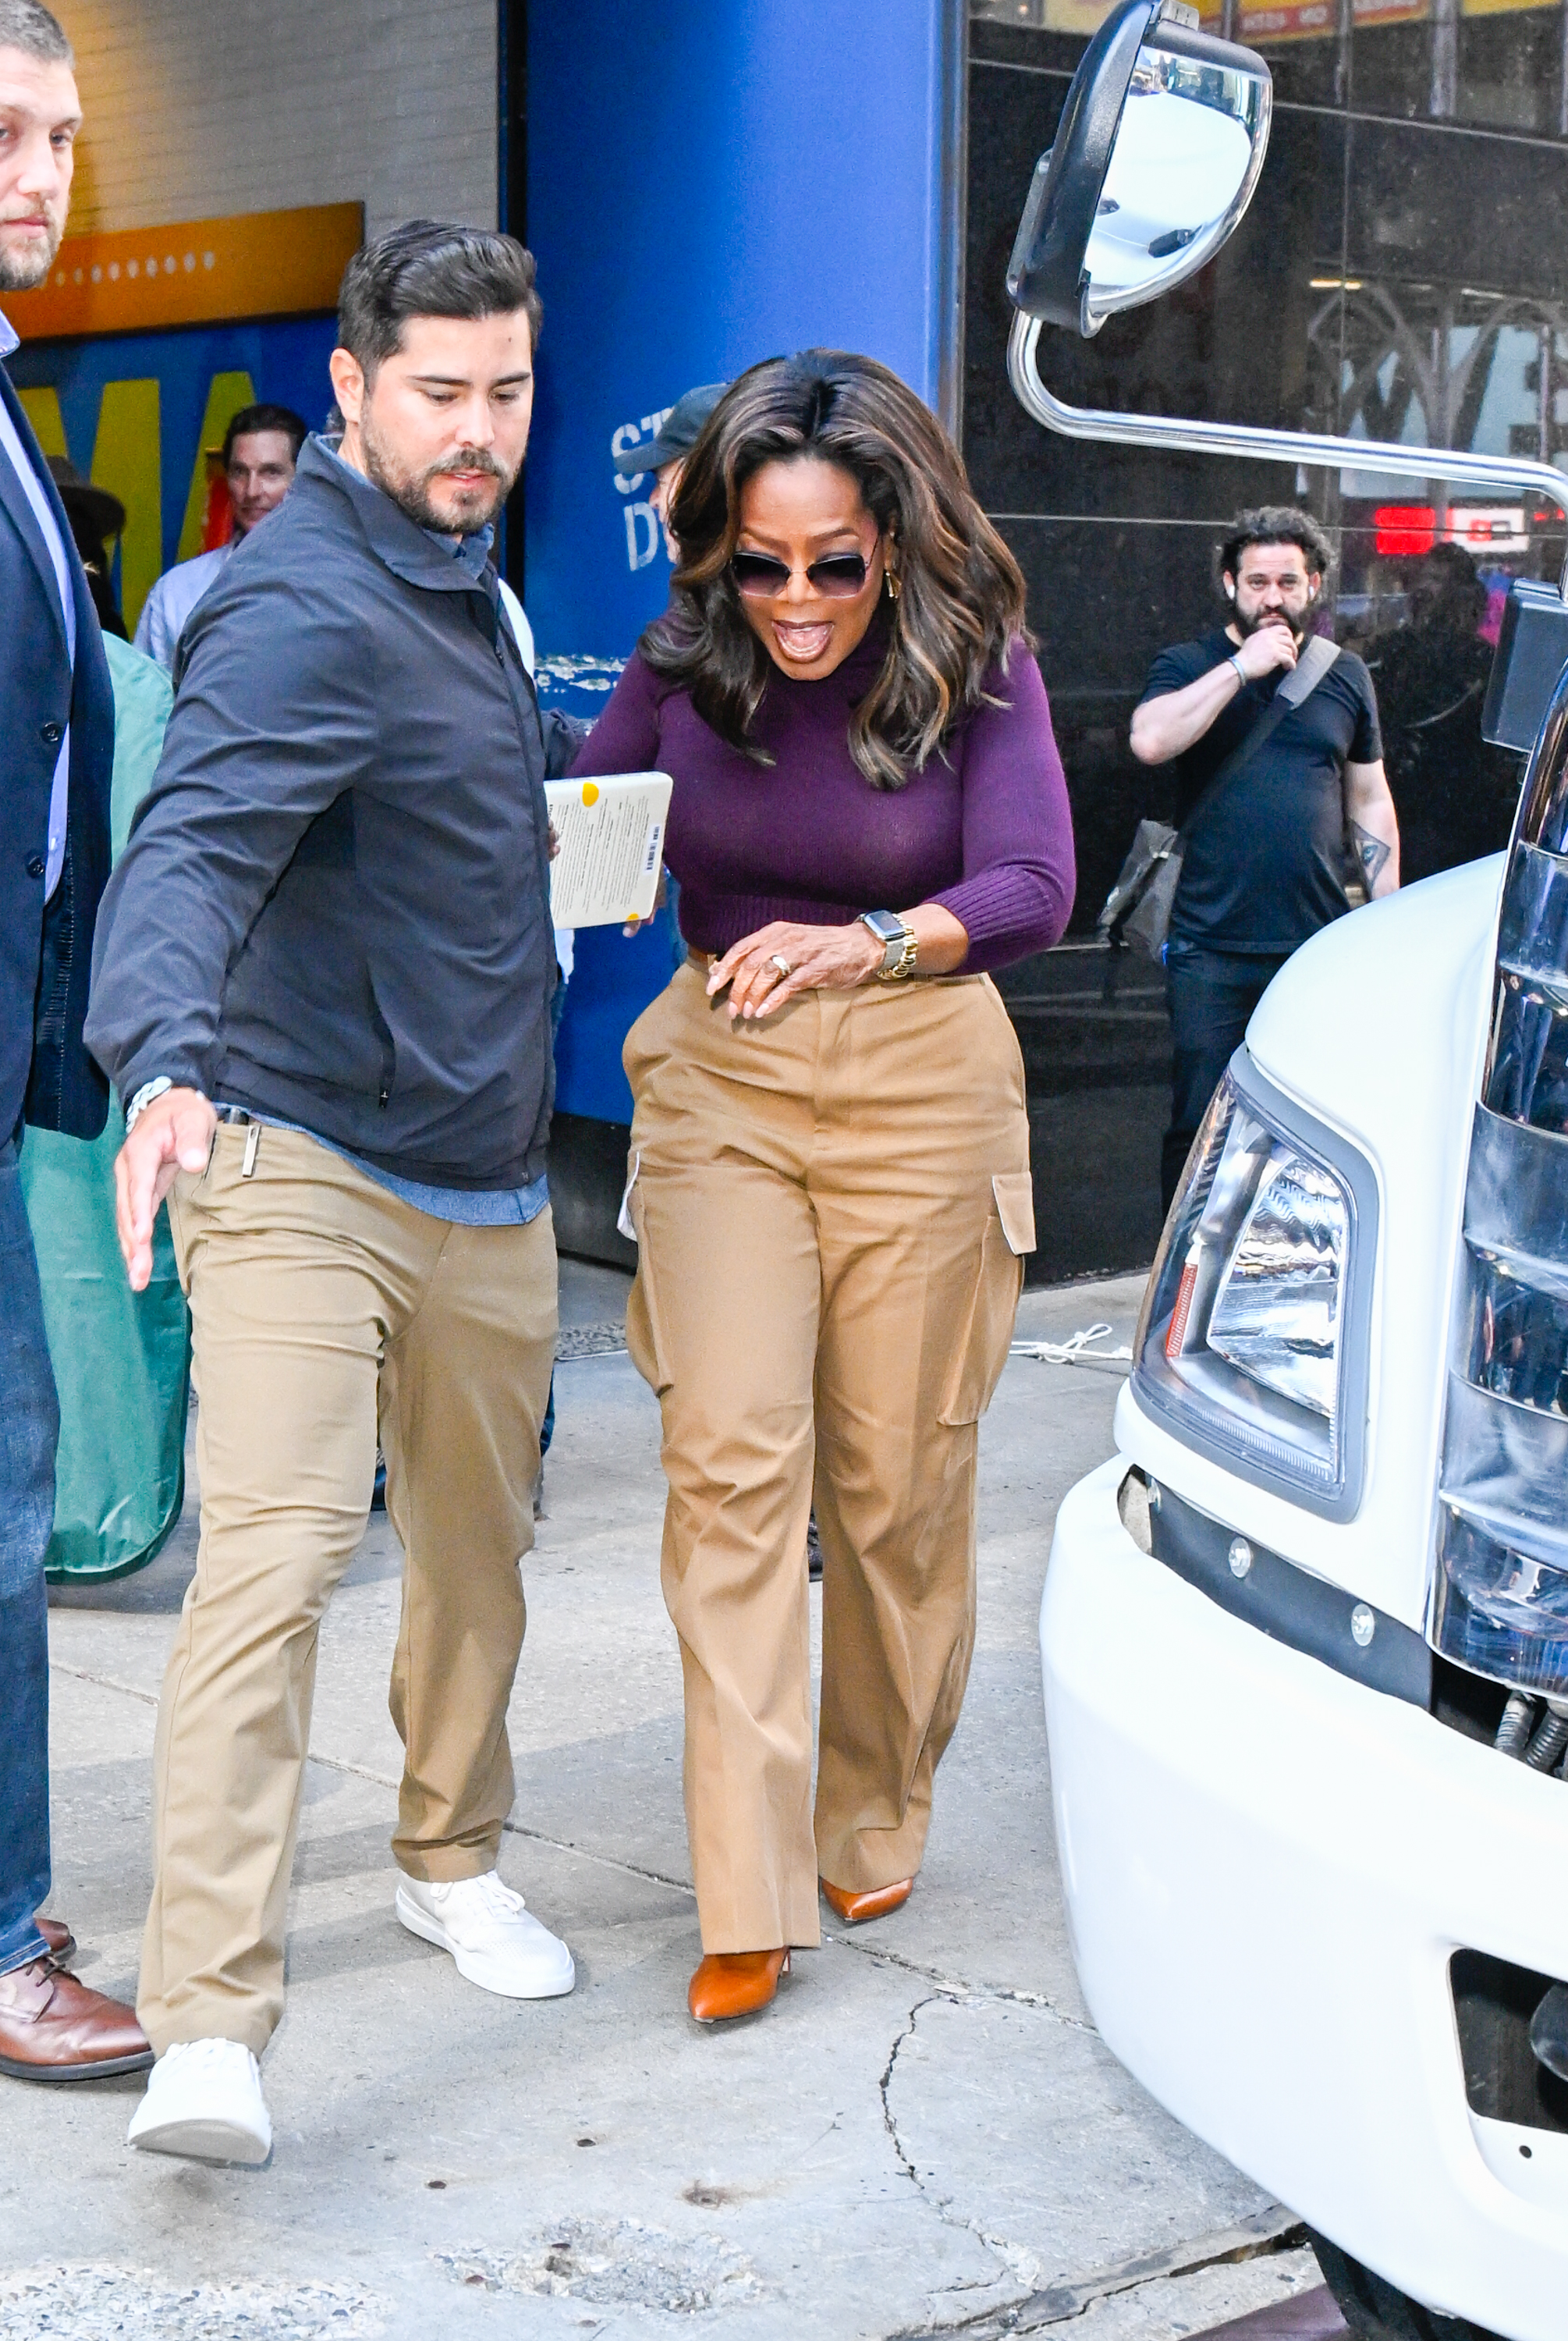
[395,1885,576,1999]
[127,2110,271,2166]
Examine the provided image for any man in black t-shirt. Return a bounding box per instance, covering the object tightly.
[1132,506,1400,1207]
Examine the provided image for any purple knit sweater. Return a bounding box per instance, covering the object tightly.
[569,620,1076,973]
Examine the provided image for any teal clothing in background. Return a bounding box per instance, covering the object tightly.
[102,634,175,854]
[20,634,191,1581]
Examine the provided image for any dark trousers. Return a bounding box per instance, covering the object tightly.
[1162,943,1289,1212]
[0,1142,59,1974]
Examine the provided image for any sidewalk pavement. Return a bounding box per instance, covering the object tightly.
[4,1266,1331,2341]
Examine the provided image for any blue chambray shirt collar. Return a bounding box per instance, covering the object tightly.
[314,431,495,578]
[0,309,20,361]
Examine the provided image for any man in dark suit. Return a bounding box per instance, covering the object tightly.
[0,0,151,2083]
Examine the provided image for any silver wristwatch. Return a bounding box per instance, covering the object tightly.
[859,909,918,982]
[125,1076,174,1134]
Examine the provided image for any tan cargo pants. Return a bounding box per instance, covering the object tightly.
[623,963,1034,1955]
[140,1121,557,2055]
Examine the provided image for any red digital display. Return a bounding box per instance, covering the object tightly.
[1374,506,1436,556]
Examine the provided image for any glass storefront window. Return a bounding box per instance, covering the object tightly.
[974,0,1568,137]
[967,0,1561,1272]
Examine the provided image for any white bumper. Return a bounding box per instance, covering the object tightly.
[1042,1457,1568,2341]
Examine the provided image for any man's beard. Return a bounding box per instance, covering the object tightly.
[358,405,514,535]
[1234,600,1311,646]
[0,209,64,293]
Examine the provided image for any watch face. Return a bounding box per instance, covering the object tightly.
[862,911,903,943]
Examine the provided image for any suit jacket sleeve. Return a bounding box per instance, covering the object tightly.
[85,571,378,1103]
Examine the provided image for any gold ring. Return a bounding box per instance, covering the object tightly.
[770,954,792,979]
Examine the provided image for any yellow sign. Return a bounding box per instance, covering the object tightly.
[18,369,264,634]
[90,380,162,627]
[2,202,362,341]
[175,373,259,566]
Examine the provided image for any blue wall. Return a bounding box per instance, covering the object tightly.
[524,0,959,662]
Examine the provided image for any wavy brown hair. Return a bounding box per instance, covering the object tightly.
[641,350,1033,790]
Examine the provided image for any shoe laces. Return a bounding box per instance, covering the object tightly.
[163,2037,251,2073]
[441,1871,525,1919]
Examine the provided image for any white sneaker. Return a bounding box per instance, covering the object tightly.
[396,1871,576,1999]
[126,2037,271,2165]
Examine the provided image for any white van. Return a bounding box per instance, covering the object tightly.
[1008,10,1568,2336]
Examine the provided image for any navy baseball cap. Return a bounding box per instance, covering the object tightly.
[613,382,729,478]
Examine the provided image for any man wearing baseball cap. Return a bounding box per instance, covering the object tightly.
[614,381,727,545]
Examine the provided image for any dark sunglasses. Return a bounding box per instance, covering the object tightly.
[729,548,874,600]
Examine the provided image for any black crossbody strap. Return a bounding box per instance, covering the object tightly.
[1178,635,1343,843]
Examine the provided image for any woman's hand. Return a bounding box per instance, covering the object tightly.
[623,866,669,939]
[707,920,882,1020]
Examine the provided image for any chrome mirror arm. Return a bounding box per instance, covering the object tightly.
[1007,311,1568,596]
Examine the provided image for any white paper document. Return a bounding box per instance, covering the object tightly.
[544,771,673,929]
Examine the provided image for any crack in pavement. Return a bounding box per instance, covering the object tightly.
[882,2212,1308,2341]
[875,1989,1301,2341]
[839,1934,1095,2032]
[878,1992,1042,2323]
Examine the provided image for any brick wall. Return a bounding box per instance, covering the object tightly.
[61,0,498,241]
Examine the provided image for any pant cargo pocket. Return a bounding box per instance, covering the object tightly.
[938,1171,1035,1426]
[622,1160,674,1394]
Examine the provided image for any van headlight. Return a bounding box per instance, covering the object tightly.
[1429,1109,1568,1699]
[1133,1055,1378,1519]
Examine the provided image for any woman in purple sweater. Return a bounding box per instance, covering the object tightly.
[573,350,1074,2026]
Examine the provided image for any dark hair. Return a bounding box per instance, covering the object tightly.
[644,350,1031,790]
[336,220,542,382]
[1415,538,1488,623]
[0,2,71,62]
[222,403,307,467]
[1217,506,1335,595]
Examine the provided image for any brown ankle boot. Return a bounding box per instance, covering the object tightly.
[820,1877,913,1926]
[687,1949,789,2024]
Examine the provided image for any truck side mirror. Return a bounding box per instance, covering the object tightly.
[1006,0,1272,338]
[1481,580,1568,755]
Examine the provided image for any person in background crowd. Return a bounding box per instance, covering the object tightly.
[1368,540,1519,885]
[576,350,1075,2027]
[47,455,126,637]
[1131,506,1399,1211]
[133,401,307,672]
[88,220,580,2168]
[615,379,727,553]
[0,0,154,2087]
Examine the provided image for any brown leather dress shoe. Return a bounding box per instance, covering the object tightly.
[0,1958,153,2082]
[821,1876,913,1926]
[687,1949,789,2024]
[36,1916,75,1964]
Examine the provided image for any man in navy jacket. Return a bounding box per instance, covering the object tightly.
[90,218,577,2168]
[0,0,152,2084]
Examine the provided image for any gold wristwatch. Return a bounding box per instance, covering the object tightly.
[860,909,918,982]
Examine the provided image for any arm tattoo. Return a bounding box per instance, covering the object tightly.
[1350,822,1391,885]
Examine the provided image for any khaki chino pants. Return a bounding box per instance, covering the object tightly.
[623,964,1034,1955]
[140,1122,556,2055]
